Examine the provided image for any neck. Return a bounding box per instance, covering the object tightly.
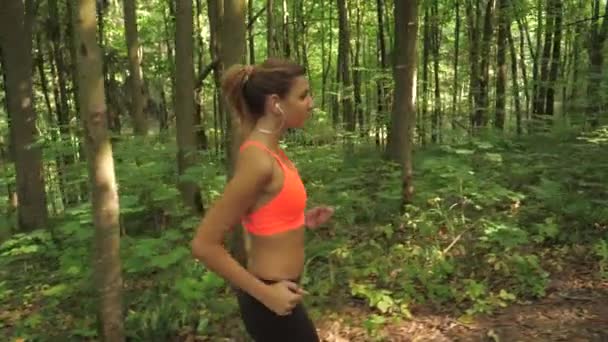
[254,116,286,146]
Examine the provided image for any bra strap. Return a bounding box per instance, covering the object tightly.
[239,140,287,169]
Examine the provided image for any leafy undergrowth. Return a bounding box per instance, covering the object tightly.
[1,127,607,341]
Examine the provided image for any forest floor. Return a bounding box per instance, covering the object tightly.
[3,128,608,342]
[185,255,608,342]
[313,259,608,342]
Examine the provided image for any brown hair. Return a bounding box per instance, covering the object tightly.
[221,58,306,140]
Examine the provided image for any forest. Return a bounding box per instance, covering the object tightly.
[0,0,607,340]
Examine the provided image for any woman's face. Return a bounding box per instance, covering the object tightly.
[278,76,314,128]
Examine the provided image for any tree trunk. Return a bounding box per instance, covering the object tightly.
[123,0,148,135]
[431,0,441,143]
[73,0,124,340]
[388,0,418,207]
[337,0,354,132]
[221,0,246,167]
[545,0,562,116]
[466,0,481,132]
[206,0,222,156]
[507,19,523,135]
[354,0,363,135]
[247,0,255,64]
[0,0,49,231]
[495,0,508,129]
[195,0,209,149]
[452,0,461,131]
[421,6,430,144]
[517,19,531,122]
[586,0,608,127]
[175,0,203,214]
[267,0,278,57]
[376,0,388,147]
[474,0,495,129]
[220,0,247,267]
[282,0,290,57]
[534,0,554,119]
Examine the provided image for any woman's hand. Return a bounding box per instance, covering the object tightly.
[304,206,334,229]
[260,280,306,316]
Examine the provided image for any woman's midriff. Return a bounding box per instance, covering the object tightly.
[246,227,306,280]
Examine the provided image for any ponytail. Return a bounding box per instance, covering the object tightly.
[220,64,255,145]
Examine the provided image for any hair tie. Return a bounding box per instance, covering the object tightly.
[242,65,255,85]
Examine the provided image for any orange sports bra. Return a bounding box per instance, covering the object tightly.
[239,140,307,236]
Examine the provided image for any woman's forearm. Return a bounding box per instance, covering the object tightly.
[191,240,269,302]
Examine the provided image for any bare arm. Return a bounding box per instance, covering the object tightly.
[191,147,273,302]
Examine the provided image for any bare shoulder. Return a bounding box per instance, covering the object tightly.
[192,145,275,240]
[233,144,275,185]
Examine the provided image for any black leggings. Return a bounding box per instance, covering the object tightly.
[236,279,319,342]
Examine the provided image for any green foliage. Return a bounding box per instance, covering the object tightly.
[595,239,608,279]
[1,128,606,339]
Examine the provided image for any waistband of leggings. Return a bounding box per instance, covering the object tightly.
[257,276,301,284]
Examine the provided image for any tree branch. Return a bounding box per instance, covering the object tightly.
[193,5,267,91]
[194,58,219,91]
[562,14,608,29]
[248,5,267,30]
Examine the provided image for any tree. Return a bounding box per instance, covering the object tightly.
[175,0,204,214]
[267,0,278,57]
[123,0,148,135]
[221,0,247,169]
[495,0,509,129]
[388,0,418,207]
[73,0,124,339]
[586,0,608,127]
[337,0,354,131]
[0,0,49,231]
[220,0,248,267]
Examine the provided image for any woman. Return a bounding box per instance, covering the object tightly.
[191,58,334,342]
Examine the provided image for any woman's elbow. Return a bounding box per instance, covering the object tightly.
[191,237,211,262]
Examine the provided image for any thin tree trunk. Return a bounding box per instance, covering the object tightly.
[531,0,544,119]
[431,0,441,143]
[282,0,290,57]
[123,0,147,135]
[354,0,363,135]
[507,18,522,134]
[388,0,418,207]
[495,0,508,129]
[195,0,208,149]
[545,0,562,116]
[73,0,124,340]
[220,0,248,267]
[421,6,430,144]
[337,0,354,132]
[474,0,495,129]
[452,0,460,131]
[207,0,223,154]
[267,0,277,57]
[175,0,203,214]
[248,0,255,64]
[586,0,608,127]
[376,0,388,147]
[466,0,481,132]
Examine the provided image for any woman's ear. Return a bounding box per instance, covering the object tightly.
[266,94,282,114]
